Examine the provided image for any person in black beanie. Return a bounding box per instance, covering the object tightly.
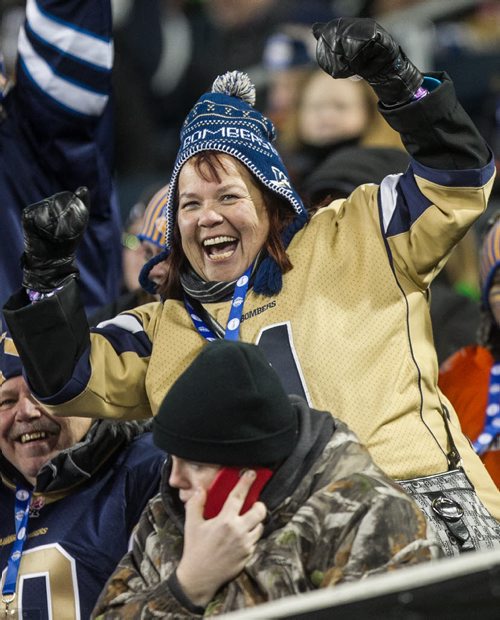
[93,340,434,618]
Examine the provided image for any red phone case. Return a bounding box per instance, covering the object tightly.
[203,467,273,519]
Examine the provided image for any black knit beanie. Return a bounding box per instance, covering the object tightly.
[153,340,298,467]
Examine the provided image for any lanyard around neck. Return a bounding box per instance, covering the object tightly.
[474,362,500,455]
[1,486,32,610]
[184,265,252,342]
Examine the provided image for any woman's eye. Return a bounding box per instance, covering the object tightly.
[180,200,198,210]
[221,194,238,202]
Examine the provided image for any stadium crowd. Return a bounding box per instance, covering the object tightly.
[1,0,500,617]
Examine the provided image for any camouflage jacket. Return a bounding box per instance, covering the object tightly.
[93,397,433,619]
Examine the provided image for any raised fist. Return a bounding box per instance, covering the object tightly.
[21,186,90,292]
[312,17,423,107]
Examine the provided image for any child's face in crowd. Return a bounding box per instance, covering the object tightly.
[298,72,368,147]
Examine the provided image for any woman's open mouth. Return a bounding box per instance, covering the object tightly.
[203,236,238,261]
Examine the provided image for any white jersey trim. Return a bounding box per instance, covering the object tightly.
[96,314,145,335]
[26,0,113,70]
[379,173,403,234]
[18,26,109,116]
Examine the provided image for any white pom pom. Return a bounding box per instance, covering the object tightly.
[211,71,256,107]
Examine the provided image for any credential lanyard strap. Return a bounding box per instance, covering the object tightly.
[184,265,252,342]
[2,486,32,602]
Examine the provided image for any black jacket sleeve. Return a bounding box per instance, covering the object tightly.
[380,72,491,170]
[3,279,90,397]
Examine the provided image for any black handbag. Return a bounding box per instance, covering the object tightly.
[397,407,500,557]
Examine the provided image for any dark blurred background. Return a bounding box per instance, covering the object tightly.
[2,0,498,219]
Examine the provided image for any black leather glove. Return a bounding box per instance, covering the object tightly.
[21,186,89,292]
[313,17,423,107]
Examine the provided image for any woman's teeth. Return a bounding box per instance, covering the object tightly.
[203,236,237,260]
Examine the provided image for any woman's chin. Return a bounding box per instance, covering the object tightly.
[202,257,246,283]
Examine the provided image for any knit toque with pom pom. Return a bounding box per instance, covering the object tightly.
[152,70,307,297]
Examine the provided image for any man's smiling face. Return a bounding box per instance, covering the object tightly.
[0,375,92,485]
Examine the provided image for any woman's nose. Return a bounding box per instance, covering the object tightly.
[197,204,224,227]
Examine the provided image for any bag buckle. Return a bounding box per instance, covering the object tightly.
[431,495,475,551]
[431,496,463,522]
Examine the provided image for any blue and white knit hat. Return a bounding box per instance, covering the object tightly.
[162,70,308,296]
[137,184,168,249]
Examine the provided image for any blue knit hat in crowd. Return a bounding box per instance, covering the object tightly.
[0,322,22,386]
[137,184,168,249]
[479,212,500,312]
[161,70,308,296]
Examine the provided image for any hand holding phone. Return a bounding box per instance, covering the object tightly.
[178,468,269,606]
[203,466,272,520]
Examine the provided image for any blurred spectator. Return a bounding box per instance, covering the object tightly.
[360,0,500,136]
[0,2,24,77]
[121,201,148,296]
[111,0,208,181]
[432,0,500,131]
[137,184,170,290]
[111,0,293,179]
[439,212,500,487]
[0,326,165,617]
[262,24,316,148]
[0,0,123,316]
[96,0,500,215]
[283,68,404,188]
[260,3,338,175]
[90,184,169,325]
[302,144,410,207]
[111,0,320,206]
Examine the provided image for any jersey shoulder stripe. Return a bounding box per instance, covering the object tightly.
[26,0,112,69]
[91,315,152,357]
[18,28,108,116]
